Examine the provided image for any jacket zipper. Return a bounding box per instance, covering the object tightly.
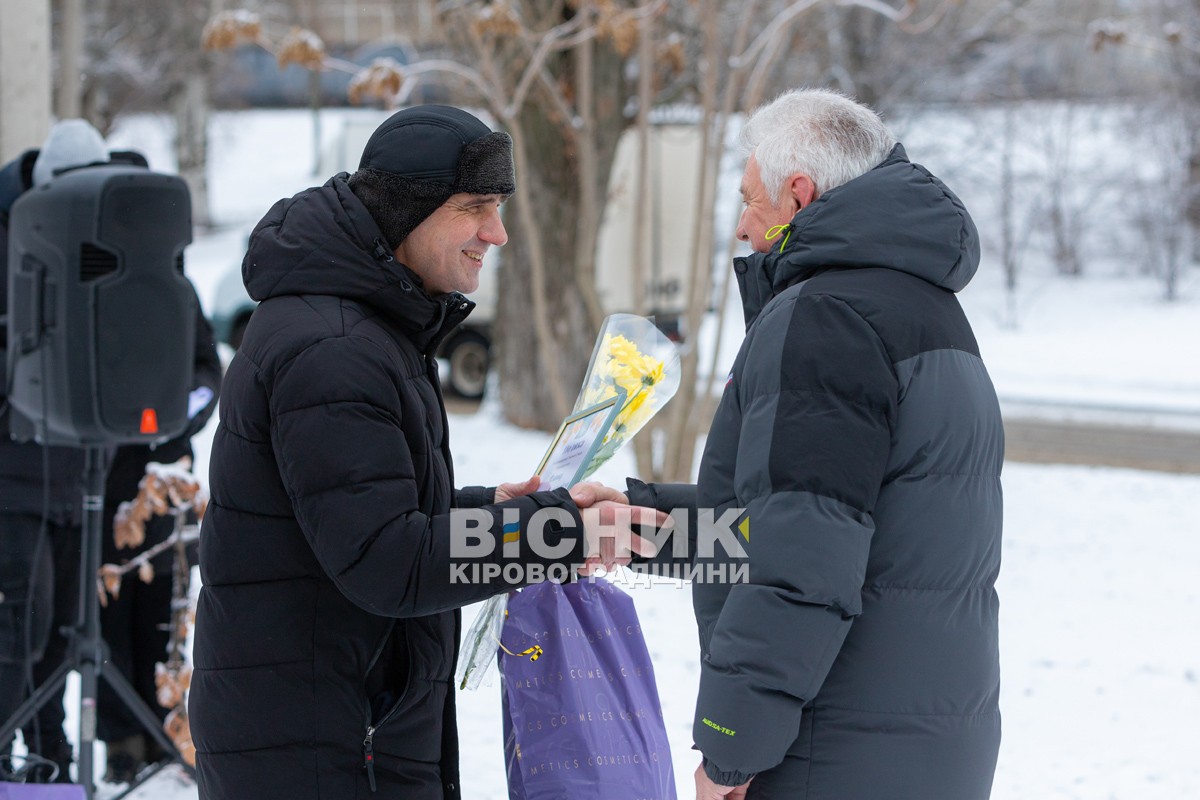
[363,726,377,792]
[360,619,406,793]
[359,247,466,791]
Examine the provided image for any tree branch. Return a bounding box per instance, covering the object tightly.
[399,59,502,101]
[573,10,607,335]
[508,14,587,120]
[733,0,953,73]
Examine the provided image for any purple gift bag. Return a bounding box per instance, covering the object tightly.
[500,578,676,800]
[0,785,86,800]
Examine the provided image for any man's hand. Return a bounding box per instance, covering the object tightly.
[570,484,669,574]
[695,763,751,799]
[568,481,628,507]
[495,475,541,503]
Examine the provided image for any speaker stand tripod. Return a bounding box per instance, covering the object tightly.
[0,447,195,799]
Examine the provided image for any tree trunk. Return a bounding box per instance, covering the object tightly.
[496,115,624,428]
[495,34,627,431]
[0,0,51,161]
[55,0,84,119]
[172,71,210,229]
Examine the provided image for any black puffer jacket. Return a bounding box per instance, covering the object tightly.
[191,176,586,800]
[632,144,1003,798]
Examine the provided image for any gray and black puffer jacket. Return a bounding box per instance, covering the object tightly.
[191,175,586,800]
[641,144,1004,798]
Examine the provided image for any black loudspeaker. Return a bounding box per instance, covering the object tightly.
[6,164,195,446]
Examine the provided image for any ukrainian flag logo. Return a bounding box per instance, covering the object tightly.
[503,521,520,545]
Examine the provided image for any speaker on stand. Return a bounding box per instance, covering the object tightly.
[2,163,197,799]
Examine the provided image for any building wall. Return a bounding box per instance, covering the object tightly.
[299,0,442,47]
[0,0,51,160]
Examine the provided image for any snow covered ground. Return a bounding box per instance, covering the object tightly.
[34,108,1200,798]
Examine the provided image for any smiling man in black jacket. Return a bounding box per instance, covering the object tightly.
[191,105,665,800]
[627,89,1004,799]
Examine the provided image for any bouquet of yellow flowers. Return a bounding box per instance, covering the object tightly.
[456,314,680,691]
[572,314,682,480]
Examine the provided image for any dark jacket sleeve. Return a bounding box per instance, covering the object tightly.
[453,485,496,508]
[269,334,587,618]
[626,479,698,570]
[693,293,897,784]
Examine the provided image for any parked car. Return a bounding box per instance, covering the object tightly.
[210,41,448,108]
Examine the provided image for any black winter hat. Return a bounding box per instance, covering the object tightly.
[349,105,515,249]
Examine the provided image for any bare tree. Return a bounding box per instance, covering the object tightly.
[1091,2,1198,299]
[201,0,958,480]
[61,0,218,226]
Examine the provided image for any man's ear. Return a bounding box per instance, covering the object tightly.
[788,174,817,211]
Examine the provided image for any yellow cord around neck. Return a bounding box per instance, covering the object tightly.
[765,224,792,253]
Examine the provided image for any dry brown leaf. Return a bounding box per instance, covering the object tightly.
[113,500,147,550]
[138,561,156,584]
[141,474,170,515]
[200,10,262,51]
[600,14,638,57]
[472,0,523,38]
[348,59,406,105]
[164,707,196,767]
[99,564,123,603]
[277,27,326,70]
[155,663,193,709]
[658,37,685,75]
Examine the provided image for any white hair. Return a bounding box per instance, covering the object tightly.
[739,88,896,201]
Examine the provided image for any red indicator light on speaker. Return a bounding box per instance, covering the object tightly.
[140,408,158,434]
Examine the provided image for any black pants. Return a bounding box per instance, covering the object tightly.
[96,527,174,742]
[0,513,81,760]
[97,440,195,745]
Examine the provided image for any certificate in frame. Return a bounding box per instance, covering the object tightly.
[534,391,625,491]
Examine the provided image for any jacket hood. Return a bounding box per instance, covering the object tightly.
[736,143,980,327]
[242,175,473,350]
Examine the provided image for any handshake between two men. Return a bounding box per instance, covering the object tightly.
[493,476,669,576]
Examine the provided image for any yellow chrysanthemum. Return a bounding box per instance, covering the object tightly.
[579,333,667,452]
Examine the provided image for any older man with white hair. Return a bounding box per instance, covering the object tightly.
[626,89,1003,799]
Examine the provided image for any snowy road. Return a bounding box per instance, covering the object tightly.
[1004,417,1200,473]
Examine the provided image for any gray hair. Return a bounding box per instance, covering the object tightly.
[739,88,896,200]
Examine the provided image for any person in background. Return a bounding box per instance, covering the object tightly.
[97,300,220,783]
[190,104,666,800]
[625,88,1004,799]
[0,120,108,783]
[1,119,221,786]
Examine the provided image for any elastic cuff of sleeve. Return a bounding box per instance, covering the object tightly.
[458,485,495,507]
[624,477,655,509]
[702,757,755,788]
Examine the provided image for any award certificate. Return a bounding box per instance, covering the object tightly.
[535,392,624,491]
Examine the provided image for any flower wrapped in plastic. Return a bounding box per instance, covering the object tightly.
[573,314,682,480]
[456,313,680,691]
